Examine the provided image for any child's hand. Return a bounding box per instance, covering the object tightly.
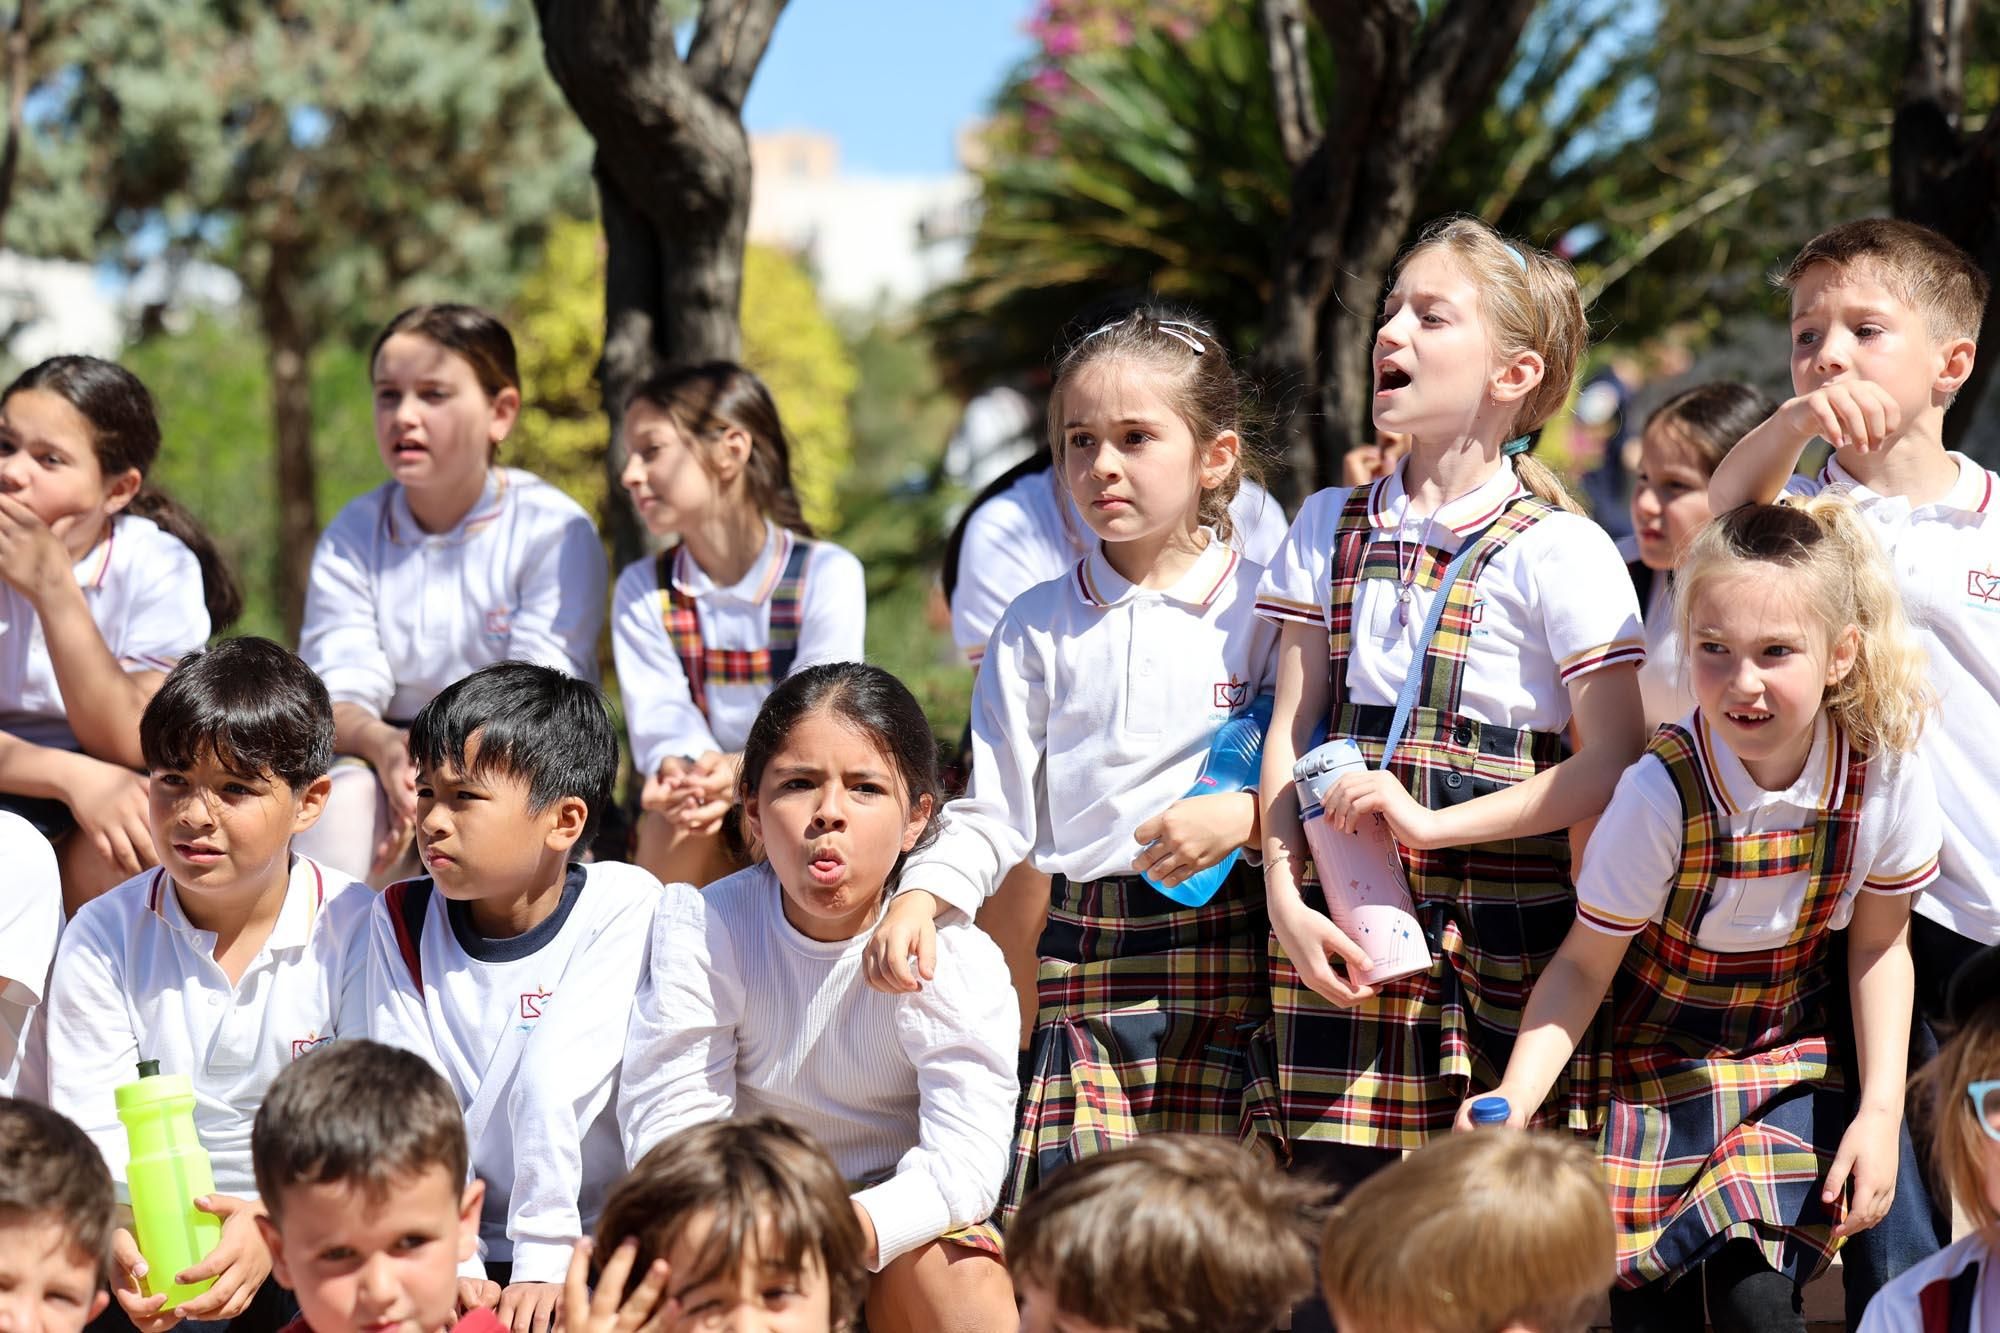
[0,494,80,602]
[1777,380,1902,454]
[63,756,157,876]
[1325,771,1444,850]
[1268,895,1377,1008]
[863,891,942,994]
[498,1281,565,1333]
[1451,1087,1528,1133]
[640,757,693,815]
[458,1277,503,1317]
[370,729,418,878]
[564,1238,676,1333]
[1826,1105,1901,1238]
[670,752,738,834]
[109,1227,179,1332]
[167,1195,273,1323]
[1132,792,1255,887]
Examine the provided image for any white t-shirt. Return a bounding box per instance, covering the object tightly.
[907,533,1280,914]
[617,865,1018,1271]
[1784,453,2000,944]
[1576,711,1940,948]
[300,468,607,723]
[1857,1229,1998,1332]
[45,857,372,1198]
[0,811,60,1100]
[611,523,867,772]
[950,467,1290,663]
[355,860,660,1282]
[0,513,208,749]
[1255,463,1645,731]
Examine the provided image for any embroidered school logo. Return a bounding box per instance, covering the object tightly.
[1213,678,1249,710]
[484,608,512,638]
[291,1032,330,1059]
[1967,566,2000,608]
[519,987,552,1021]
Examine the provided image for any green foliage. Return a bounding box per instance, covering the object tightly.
[741,245,857,534]
[511,216,611,523]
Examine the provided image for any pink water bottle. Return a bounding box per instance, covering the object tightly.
[1293,739,1432,986]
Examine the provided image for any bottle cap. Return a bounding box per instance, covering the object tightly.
[137,1059,160,1078]
[1469,1095,1511,1126]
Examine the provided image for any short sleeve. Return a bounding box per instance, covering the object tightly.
[45,903,138,1180]
[1255,488,1347,629]
[951,496,1060,662]
[111,524,209,672]
[792,542,867,670]
[1862,752,1942,897]
[1780,474,1826,502]
[1574,755,1684,936]
[1225,481,1291,567]
[0,813,59,1002]
[1526,515,1646,685]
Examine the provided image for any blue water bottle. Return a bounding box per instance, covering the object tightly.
[1469,1095,1512,1128]
[1142,693,1274,907]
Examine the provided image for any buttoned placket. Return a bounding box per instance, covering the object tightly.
[1126,596,1168,737]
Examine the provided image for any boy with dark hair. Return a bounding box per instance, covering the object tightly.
[0,1098,116,1333]
[252,1040,495,1333]
[353,663,657,1333]
[44,636,370,1333]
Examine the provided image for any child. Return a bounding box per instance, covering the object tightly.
[610,362,866,888]
[44,637,370,1333]
[1318,1130,1615,1333]
[1006,1135,1318,1333]
[560,1118,869,1333]
[1627,382,1776,727]
[0,1098,115,1333]
[0,810,61,1100]
[1709,218,1995,1318]
[1857,943,2000,1331]
[1254,219,1647,1211]
[865,307,1281,1222]
[1475,498,1938,1331]
[251,1040,498,1333]
[615,662,1018,1331]
[0,355,241,909]
[298,305,608,885]
[353,663,658,1331]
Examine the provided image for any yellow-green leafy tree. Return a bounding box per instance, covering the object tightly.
[741,244,855,534]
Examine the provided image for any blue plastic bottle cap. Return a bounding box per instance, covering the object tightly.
[1470,1095,1511,1126]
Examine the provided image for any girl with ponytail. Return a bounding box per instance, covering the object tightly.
[611,361,866,886]
[0,354,241,908]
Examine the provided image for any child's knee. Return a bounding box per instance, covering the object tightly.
[870,1242,1014,1333]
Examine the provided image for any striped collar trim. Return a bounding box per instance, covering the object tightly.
[384,469,511,547]
[672,522,792,606]
[148,857,328,948]
[1818,451,1996,514]
[1074,529,1238,610]
[73,518,117,590]
[1690,708,1847,816]
[1366,460,1527,535]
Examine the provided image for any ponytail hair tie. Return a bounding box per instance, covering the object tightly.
[1502,434,1535,457]
[1503,243,1530,273]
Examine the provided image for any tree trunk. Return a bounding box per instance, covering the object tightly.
[258,263,319,640]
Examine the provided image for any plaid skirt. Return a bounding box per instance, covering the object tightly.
[1250,703,1602,1152]
[999,865,1269,1221]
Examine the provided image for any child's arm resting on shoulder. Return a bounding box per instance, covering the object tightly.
[1709,381,1903,510]
[1827,889,1916,1238]
[1461,920,1630,1130]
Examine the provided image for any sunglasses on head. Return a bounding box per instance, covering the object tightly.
[1970,1080,2000,1142]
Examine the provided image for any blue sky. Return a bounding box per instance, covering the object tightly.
[743,2,1038,176]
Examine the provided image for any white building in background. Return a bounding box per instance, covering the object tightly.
[0,251,241,366]
[748,129,976,313]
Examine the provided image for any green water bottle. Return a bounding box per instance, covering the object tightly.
[116,1060,222,1309]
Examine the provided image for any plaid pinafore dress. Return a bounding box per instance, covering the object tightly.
[1256,487,1603,1150]
[655,537,813,715]
[1603,720,1865,1289]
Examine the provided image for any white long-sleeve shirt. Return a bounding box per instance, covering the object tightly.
[354,860,659,1283]
[0,811,62,1100]
[908,533,1279,918]
[611,523,866,772]
[300,468,607,722]
[617,865,1018,1270]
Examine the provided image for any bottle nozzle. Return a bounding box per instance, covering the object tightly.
[136,1059,160,1078]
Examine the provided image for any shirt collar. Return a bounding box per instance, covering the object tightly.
[1689,708,1848,816]
[73,516,118,590]
[385,469,510,547]
[1819,451,1996,515]
[149,857,328,952]
[1367,459,1526,537]
[672,521,790,605]
[1074,528,1239,610]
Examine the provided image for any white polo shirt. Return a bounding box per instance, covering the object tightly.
[0,514,208,749]
[0,811,60,1100]
[950,468,1290,664]
[905,532,1280,916]
[611,523,866,772]
[1635,569,1694,729]
[1254,464,1645,732]
[300,468,607,723]
[44,857,372,1198]
[1576,711,1940,949]
[1783,453,2000,944]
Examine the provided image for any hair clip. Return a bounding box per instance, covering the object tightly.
[1502,243,1530,273]
[1502,434,1534,456]
[1153,320,1210,355]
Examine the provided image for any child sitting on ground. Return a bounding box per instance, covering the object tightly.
[1005,1135,1319,1333]
[252,1040,498,1333]
[0,1097,115,1333]
[1319,1130,1615,1333]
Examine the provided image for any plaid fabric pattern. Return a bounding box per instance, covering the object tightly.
[1255,490,1595,1151]
[1601,720,1868,1289]
[657,536,813,717]
[1001,867,1269,1223]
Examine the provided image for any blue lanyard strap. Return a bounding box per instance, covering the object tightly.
[1380,518,1497,771]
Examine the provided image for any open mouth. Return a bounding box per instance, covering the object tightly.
[1723,709,1773,728]
[1376,366,1411,394]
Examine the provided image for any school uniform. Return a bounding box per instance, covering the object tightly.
[905,531,1280,1217]
[611,522,865,772]
[950,467,1290,664]
[1252,465,1644,1151]
[300,468,607,722]
[44,857,371,1198]
[355,860,658,1285]
[1625,554,1692,730]
[0,811,60,1099]
[1856,1232,1998,1332]
[1578,710,1941,1289]
[618,867,1019,1269]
